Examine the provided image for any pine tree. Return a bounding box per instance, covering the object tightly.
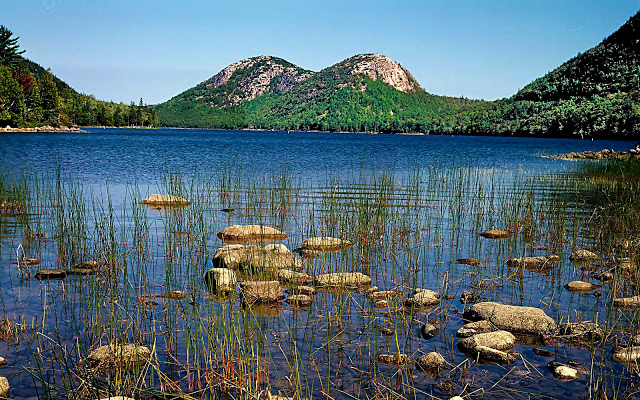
[0,26,25,68]
[0,65,24,126]
[40,69,61,125]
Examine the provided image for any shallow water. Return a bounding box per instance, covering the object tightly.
[0,129,637,399]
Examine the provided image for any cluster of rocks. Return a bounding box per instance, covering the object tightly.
[204,225,357,310]
[0,125,86,133]
[545,147,640,161]
[33,260,104,280]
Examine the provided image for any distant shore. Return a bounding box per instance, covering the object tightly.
[0,125,87,133]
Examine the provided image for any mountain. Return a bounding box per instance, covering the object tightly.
[155,54,479,132]
[457,11,640,139]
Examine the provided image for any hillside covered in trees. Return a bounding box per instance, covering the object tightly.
[0,26,157,128]
[157,12,640,139]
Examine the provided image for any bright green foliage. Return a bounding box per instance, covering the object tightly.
[0,26,25,68]
[0,65,24,126]
[40,69,61,125]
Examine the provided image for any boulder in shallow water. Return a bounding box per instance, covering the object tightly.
[564,280,600,292]
[140,194,189,206]
[613,295,640,309]
[286,285,316,296]
[506,255,559,272]
[87,343,151,372]
[612,346,640,363]
[278,269,313,284]
[34,269,67,280]
[460,290,480,304]
[420,323,439,340]
[0,377,8,397]
[463,302,556,335]
[301,237,352,252]
[456,320,497,338]
[217,225,286,242]
[479,229,511,239]
[547,362,578,381]
[240,280,284,304]
[458,330,516,352]
[405,289,440,308]
[465,346,516,364]
[558,322,603,342]
[203,268,237,293]
[316,272,371,288]
[212,244,302,271]
[569,249,599,264]
[285,294,312,307]
[416,351,446,372]
[456,258,482,267]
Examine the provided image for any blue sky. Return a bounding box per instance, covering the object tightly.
[4,0,639,104]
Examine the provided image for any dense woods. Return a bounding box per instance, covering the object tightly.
[0,26,157,128]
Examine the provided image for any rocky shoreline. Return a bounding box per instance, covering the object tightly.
[0,125,87,133]
[545,144,640,161]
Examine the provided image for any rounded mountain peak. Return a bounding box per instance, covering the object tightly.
[343,53,421,93]
[203,56,313,105]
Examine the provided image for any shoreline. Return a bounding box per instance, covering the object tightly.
[0,126,87,133]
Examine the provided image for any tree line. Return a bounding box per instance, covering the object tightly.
[0,26,157,128]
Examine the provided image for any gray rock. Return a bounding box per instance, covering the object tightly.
[285,294,312,307]
[613,295,640,309]
[456,320,497,338]
[316,272,371,288]
[564,280,600,292]
[405,289,440,307]
[506,255,560,272]
[458,330,516,352]
[0,377,7,397]
[472,346,517,363]
[463,302,556,335]
[420,323,439,340]
[569,249,599,264]
[240,281,284,304]
[203,268,237,292]
[34,269,67,280]
[216,224,287,242]
[301,237,352,252]
[277,269,312,284]
[87,343,151,372]
[547,362,578,380]
[479,229,511,239]
[612,346,640,363]
[558,322,603,342]
[416,351,446,372]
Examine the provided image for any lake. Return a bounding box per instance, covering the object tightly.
[0,128,637,399]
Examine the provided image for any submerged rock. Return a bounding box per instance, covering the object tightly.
[456,258,482,267]
[285,294,312,307]
[240,281,284,304]
[456,320,497,338]
[301,237,352,252]
[217,225,287,242]
[473,346,517,363]
[420,323,439,340]
[286,285,316,296]
[203,268,237,293]
[569,249,599,264]
[155,290,188,300]
[558,322,604,342]
[369,290,401,301]
[532,348,554,357]
[87,343,151,372]
[316,272,371,288]
[613,295,640,309]
[593,271,613,282]
[376,353,411,366]
[547,362,578,381]
[612,346,640,363]
[139,194,189,206]
[458,330,516,352]
[416,351,446,373]
[34,269,67,280]
[459,290,480,304]
[564,280,600,292]
[277,269,313,284]
[405,289,440,308]
[506,255,560,272]
[373,300,389,309]
[0,377,8,397]
[479,229,511,239]
[463,302,556,335]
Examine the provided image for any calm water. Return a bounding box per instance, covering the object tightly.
[0,129,637,399]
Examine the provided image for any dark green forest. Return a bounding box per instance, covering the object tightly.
[0,26,157,128]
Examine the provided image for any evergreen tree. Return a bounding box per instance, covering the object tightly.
[0,65,24,126]
[40,69,61,125]
[0,26,25,68]
[16,63,42,123]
